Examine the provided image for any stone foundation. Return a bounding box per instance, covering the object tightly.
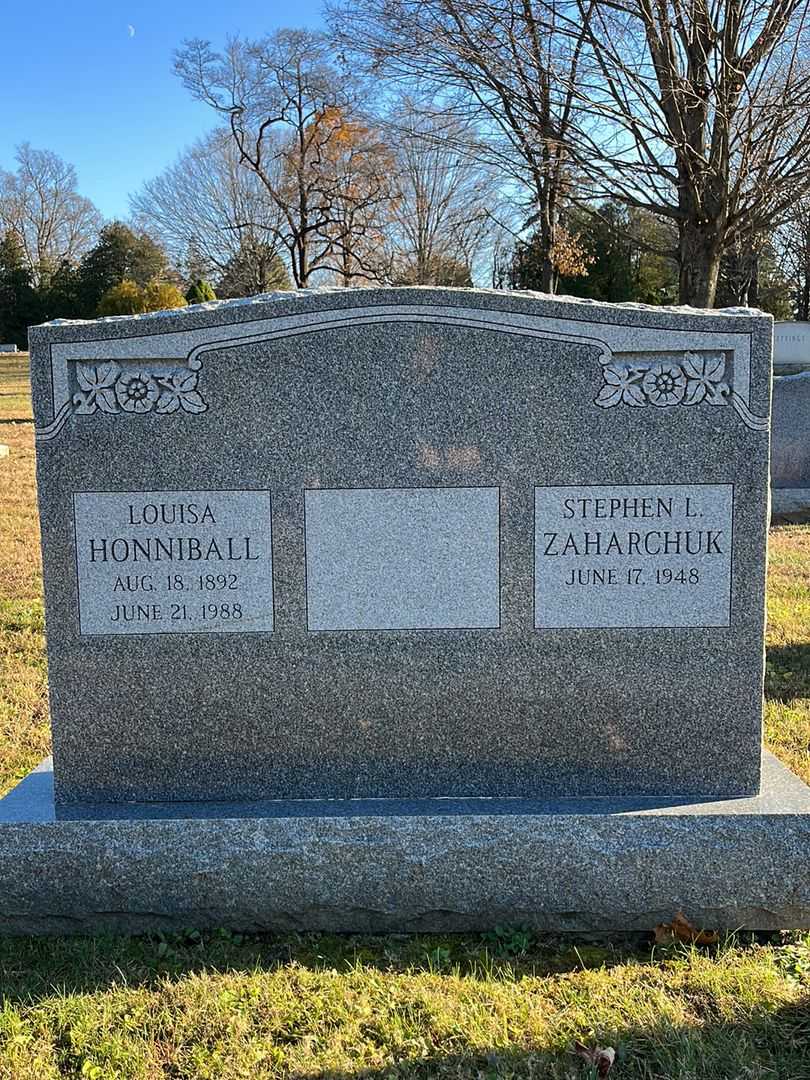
[0,753,807,935]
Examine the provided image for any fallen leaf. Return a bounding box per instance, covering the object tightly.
[654,910,719,946]
[574,1041,616,1076]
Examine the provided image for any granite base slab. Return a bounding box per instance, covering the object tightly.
[0,753,808,935]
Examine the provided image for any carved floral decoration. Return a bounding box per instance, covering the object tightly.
[73,360,207,417]
[595,351,729,411]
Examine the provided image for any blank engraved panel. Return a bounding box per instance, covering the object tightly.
[535,484,733,629]
[305,487,500,631]
[73,490,274,635]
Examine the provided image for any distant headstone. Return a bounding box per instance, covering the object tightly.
[0,344,18,354]
[771,372,810,488]
[774,321,810,369]
[0,445,8,458]
[1,288,807,935]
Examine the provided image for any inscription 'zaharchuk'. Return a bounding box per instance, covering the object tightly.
[542,530,724,556]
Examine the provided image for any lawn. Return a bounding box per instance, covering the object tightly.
[0,352,808,1079]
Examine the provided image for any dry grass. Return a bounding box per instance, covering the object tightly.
[765,526,810,783]
[0,353,41,601]
[0,354,49,791]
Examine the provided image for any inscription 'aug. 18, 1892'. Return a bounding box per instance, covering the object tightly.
[534,484,733,629]
[73,490,274,634]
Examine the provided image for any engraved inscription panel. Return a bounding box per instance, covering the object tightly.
[73,490,274,634]
[305,487,500,631]
[535,484,733,628]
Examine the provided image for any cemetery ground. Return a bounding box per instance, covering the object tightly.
[0,351,808,1079]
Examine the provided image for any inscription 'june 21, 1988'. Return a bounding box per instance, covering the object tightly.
[73,490,274,634]
[534,484,733,628]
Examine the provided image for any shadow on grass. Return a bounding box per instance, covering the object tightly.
[0,928,674,1000]
[765,644,810,701]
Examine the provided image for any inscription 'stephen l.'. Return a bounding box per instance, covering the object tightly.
[535,484,733,629]
[72,490,274,635]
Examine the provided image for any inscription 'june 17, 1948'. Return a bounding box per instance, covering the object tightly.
[535,484,733,629]
[73,490,274,635]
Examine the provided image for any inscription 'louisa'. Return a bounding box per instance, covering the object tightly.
[128,502,216,525]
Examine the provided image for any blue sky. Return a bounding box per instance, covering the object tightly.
[0,0,324,221]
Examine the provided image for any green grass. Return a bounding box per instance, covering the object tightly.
[0,352,808,1078]
[0,931,807,1078]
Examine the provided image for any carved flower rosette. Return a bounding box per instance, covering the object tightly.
[595,351,730,413]
[73,360,207,418]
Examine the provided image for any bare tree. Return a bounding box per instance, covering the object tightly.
[0,144,101,284]
[130,128,288,284]
[302,107,398,285]
[329,0,593,292]
[576,0,810,306]
[775,196,810,318]
[174,30,396,287]
[382,104,501,284]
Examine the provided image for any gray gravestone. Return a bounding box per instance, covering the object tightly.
[771,372,810,488]
[774,321,810,369]
[27,287,773,803]
[29,289,772,803]
[1,287,808,934]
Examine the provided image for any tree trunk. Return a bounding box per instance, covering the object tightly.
[538,189,556,294]
[537,259,555,292]
[800,244,810,320]
[341,244,352,287]
[800,270,810,322]
[748,255,759,308]
[297,237,308,288]
[678,223,723,307]
[532,219,556,293]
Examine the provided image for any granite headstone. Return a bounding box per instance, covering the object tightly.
[28,288,771,805]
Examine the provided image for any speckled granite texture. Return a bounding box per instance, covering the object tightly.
[29,288,773,804]
[0,753,807,934]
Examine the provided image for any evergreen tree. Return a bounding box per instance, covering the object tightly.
[629,210,679,306]
[185,279,217,304]
[0,233,38,347]
[216,242,291,298]
[509,232,553,292]
[39,259,82,322]
[77,223,169,316]
[511,205,679,305]
[559,205,634,302]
